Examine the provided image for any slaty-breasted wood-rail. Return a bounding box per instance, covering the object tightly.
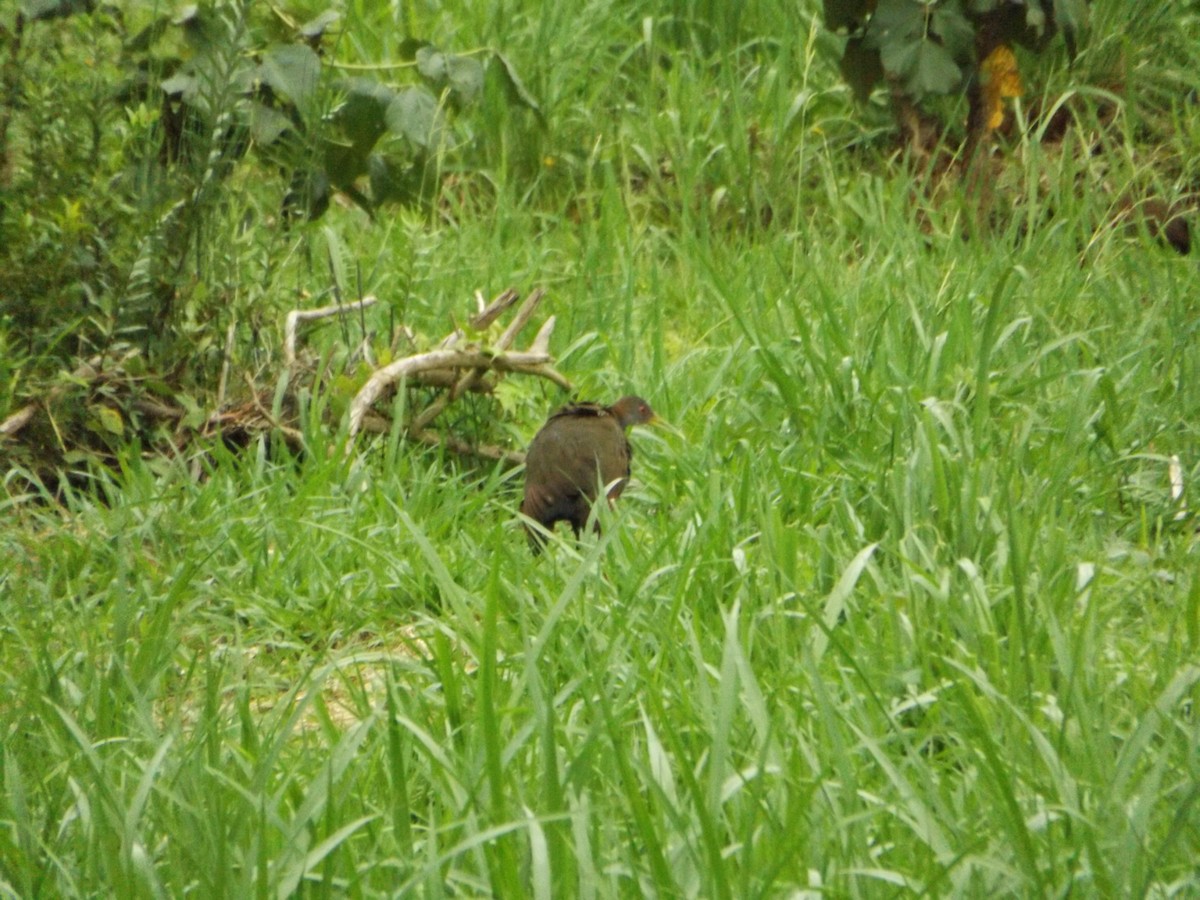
[520,396,656,551]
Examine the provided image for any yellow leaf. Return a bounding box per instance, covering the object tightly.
[980,45,1023,131]
[94,405,125,437]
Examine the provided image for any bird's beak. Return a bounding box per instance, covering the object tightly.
[648,415,683,438]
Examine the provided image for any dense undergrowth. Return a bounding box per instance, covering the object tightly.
[2,0,1198,896]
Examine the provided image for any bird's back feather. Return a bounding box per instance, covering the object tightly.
[521,403,633,543]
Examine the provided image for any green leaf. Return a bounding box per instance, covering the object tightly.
[910,40,962,94]
[173,3,222,52]
[299,9,340,41]
[446,55,484,103]
[260,44,322,108]
[879,31,918,78]
[489,52,544,121]
[397,37,431,62]
[931,3,975,59]
[866,0,926,44]
[91,405,124,437]
[811,543,878,662]
[249,102,293,145]
[160,72,197,99]
[385,87,443,150]
[880,29,963,96]
[416,46,447,84]
[334,79,394,151]
[416,45,484,104]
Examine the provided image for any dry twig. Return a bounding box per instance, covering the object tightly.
[285,295,380,367]
[344,287,571,455]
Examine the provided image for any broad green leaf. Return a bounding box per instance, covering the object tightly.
[397,37,431,61]
[300,9,340,40]
[879,31,918,78]
[249,101,292,145]
[91,405,124,437]
[867,0,926,43]
[385,86,443,150]
[446,55,484,103]
[334,79,393,150]
[160,72,197,99]
[260,44,322,108]
[882,32,962,96]
[910,40,962,94]
[932,3,974,58]
[416,46,447,84]
[489,51,544,121]
[173,3,222,51]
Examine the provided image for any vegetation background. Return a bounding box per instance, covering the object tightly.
[2,0,1198,895]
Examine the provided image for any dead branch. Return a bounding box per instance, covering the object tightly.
[343,288,571,455]
[408,370,497,392]
[0,402,36,438]
[495,288,547,351]
[285,295,380,366]
[529,316,556,356]
[407,288,551,435]
[347,347,554,438]
[132,398,185,421]
[1,354,109,441]
[468,288,519,330]
[217,319,236,408]
[244,372,306,448]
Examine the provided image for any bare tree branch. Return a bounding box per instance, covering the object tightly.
[343,287,571,456]
[285,295,380,366]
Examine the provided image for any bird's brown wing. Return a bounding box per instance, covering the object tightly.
[520,409,630,531]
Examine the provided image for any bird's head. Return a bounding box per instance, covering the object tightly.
[610,395,657,429]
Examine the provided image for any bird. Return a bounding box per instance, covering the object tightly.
[520,395,657,552]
